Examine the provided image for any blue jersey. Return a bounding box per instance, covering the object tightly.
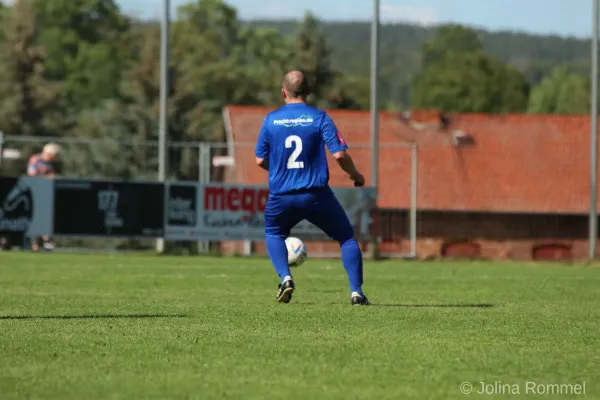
[255,103,348,195]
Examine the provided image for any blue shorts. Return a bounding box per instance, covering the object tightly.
[264,187,354,243]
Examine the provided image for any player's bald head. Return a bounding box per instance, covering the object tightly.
[282,71,310,100]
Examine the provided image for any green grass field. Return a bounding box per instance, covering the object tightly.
[0,253,599,399]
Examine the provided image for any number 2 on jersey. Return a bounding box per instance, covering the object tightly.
[285,135,304,169]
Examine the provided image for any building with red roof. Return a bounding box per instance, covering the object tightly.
[219,105,599,261]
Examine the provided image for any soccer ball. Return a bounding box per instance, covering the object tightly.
[285,236,308,267]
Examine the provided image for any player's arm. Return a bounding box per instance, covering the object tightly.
[255,157,269,171]
[332,150,364,186]
[321,115,365,187]
[255,117,270,171]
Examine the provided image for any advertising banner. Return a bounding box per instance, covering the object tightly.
[2,178,376,242]
[0,176,54,237]
[53,179,164,238]
[165,183,376,241]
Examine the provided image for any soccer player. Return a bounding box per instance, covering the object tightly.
[255,71,370,306]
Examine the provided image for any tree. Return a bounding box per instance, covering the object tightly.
[527,67,590,115]
[34,0,131,111]
[323,75,367,110]
[421,24,483,68]
[0,2,6,41]
[68,0,294,181]
[288,12,360,109]
[170,0,293,177]
[290,12,335,105]
[67,22,161,180]
[411,26,529,113]
[0,0,62,138]
[67,99,154,179]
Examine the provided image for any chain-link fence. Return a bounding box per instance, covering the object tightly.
[0,134,219,181]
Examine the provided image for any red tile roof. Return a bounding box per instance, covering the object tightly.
[223,105,599,214]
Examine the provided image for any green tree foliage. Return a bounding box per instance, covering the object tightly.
[65,101,152,179]
[252,20,590,108]
[527,67,590,115]
[69,0,293,180]
[289,12,361,109]
[169,0,294,178]
[0,0,62,138]
[0,2,6,41]
[59,22,162,179]
[411,25,529,113]
[420,24,483,67]
[173,0,282,138]
[34,0,131,111]
[291,12,334,104]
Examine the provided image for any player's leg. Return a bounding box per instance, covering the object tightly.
[305,189,369,305]
[264,194,301,303]
[264,195,293,281]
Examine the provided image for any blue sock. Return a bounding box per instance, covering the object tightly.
[340,238,364,294]
[266,236,291,282]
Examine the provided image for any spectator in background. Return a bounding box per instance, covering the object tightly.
[28,143,60,178]
[27,143,61,251]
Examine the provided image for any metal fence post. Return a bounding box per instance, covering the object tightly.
[369,0,380,261]
[590,0,599,260]
[0,130,4,169]
[410,144,418,259]
[197,142,211,253]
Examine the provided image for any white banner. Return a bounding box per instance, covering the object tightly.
[164,183,376,241]
[0,176,54,236]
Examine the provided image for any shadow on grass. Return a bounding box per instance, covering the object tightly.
[372,303,494,308]
[287,302,495,308]
[0,313,188,320]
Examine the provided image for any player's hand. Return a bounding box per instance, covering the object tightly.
[352,174,365,187]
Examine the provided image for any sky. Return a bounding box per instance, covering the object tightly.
[113,0,593,38]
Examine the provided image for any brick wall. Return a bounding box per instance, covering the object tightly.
[218,210,594,261]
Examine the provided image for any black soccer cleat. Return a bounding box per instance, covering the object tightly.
[351,291,370,306]
[276,278,295,303]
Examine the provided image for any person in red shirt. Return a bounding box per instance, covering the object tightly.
[27,143,60,178]
[27,143,61,251]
